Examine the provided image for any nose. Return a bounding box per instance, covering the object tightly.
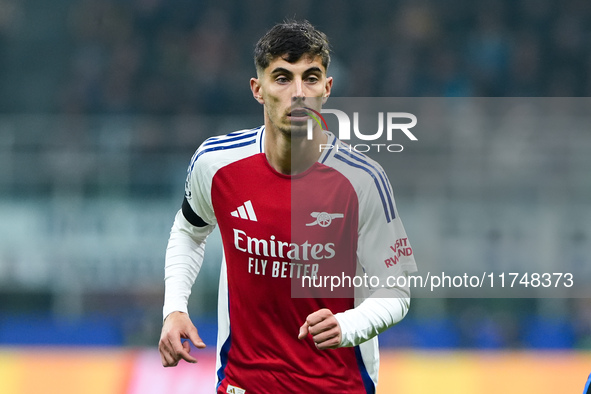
[292,78,304,101]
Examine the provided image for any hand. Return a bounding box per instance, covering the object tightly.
[158,311,206,367]
[297,308,342,350]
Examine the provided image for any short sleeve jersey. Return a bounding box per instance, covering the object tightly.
[183,126,417,394]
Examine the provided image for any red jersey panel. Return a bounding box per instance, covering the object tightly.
[212,153,366,393]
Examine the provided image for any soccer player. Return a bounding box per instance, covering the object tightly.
[159,20,417,393]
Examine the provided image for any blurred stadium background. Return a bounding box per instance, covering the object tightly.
[0,0,590,393]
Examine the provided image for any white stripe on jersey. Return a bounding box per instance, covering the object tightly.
[243,200,257,221]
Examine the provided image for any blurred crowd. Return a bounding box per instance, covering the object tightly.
[0,0,590,114]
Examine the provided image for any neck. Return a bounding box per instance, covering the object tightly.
[264,124,327,175]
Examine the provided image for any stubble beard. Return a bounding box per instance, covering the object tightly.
[287,122,309,139]
[273,110,309,140]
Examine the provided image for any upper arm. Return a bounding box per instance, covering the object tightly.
[356,172,417,287]
[183,148,218,228]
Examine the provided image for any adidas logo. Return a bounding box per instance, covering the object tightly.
[231,200,258,221]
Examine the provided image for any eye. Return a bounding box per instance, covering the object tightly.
[275,76,290,84]
[306,76,319,83]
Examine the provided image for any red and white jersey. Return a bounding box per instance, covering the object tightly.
[182,125,416,394]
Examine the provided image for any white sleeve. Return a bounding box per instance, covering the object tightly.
[334,161,416,347]
[162,142,219,320]
[356,178,417,281]
[162,209,215,320]
[335,283,410,347]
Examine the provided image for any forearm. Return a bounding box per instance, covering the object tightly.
[335,285,410,347]
[163,210,212,320]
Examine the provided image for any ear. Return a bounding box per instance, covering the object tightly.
[322,76,333,104]
[250,78,264,105]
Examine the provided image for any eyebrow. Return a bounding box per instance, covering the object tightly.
[269,66,324,76]
[270,67,293,76]
[304,67,323,75]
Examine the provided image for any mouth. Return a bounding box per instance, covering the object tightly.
[287,107,310,123]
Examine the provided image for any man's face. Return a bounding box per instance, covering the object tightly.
[251,55,333,137]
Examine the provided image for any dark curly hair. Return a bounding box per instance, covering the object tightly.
[254,20,331,72]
